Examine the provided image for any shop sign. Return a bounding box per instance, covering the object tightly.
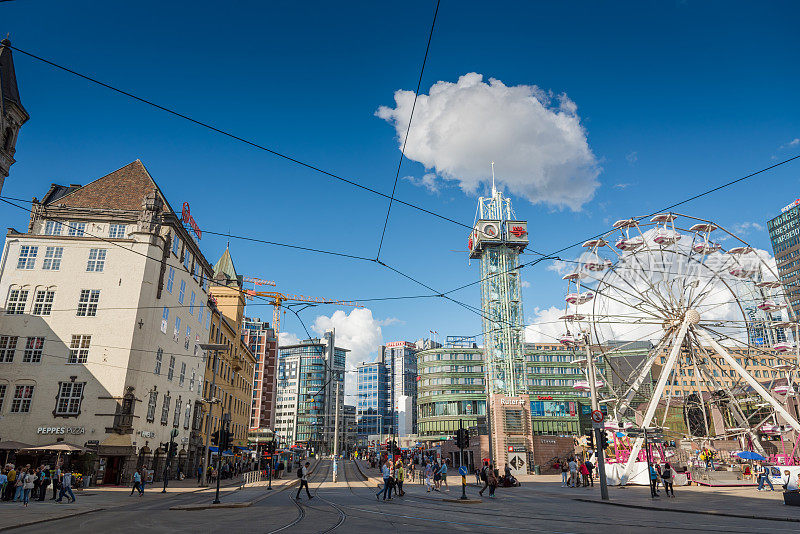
[386,341,415,349]
[500,398,525,406]
[782,199,800,213]
[139,430,156,438]
[181,202,202,240]
[37,426,85,435]
[537,395,553,400]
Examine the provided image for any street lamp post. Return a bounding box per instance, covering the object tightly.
[199,343,228,487]
[214,413,230,505]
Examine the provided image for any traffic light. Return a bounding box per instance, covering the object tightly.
[455,428,469,449]
[599,432,609,450]
[211,430,220,446]
[219,429,231,451]
[169,441,178,457]
[584,430,594,449]
[267,440,276,454]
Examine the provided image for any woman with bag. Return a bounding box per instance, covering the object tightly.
[662,462,675,497]
[22,468,35,507]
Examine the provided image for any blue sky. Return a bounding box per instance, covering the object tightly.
[2,0,799,372]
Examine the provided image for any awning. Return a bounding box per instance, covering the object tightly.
[100,433,132,448]
[0,440,33,451]
[209,446,219,453]
[19,442,86,453]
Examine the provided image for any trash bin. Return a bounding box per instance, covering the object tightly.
[533,465,540,475]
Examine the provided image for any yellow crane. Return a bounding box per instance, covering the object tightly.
[243,290,362,340]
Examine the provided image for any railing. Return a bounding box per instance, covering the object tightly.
[241,470,263,487]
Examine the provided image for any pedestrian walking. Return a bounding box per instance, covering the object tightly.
[376,460,393,500]
[13,470,24,502]
[56,468,76,503]
[478,461,490,496]
[439,459,450,492]
[131,469,144,496]
[20,469,34,507]
[197,464,202,484]
[295,462,312,500]
[662,462,675,497]
[756,462,775,491]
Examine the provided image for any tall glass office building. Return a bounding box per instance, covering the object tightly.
[275,331,346,454]
[356,359,392,441]
[768,200,800,316]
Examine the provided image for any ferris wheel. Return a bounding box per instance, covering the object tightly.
[558,213,800,479]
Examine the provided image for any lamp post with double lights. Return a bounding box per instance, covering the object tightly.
[199,343,228,487]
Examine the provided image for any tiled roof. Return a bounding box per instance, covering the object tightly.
[213,246,239,286]
[45,160,172,212]
[0,39,28,120]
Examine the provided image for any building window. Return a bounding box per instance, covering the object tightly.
[42,247,63,270]
[166,267,176,294]
[189,291,195,315]
[44,221,63,235]
[178,280,186,304]
[184,402,191,429]
[6,288,28,315]
[161,307,169,333]
[55,381,84,415]
[10,385,34,413]
[68,335,91,364]
[173,395,181,427]
[67,222,86,237]
[161,393,171,425]
[168,355,176,381]
[179,362,186,386]
[33,289,55,316]
[190,369,196,391]
[183,249,190,270]
[155,347,163,375]
[172,234,180,256]
[86,249,107,272]
[146,390,158,422]
[174,316,181,341]
[185,326,191,350]
[108,224,126,238]
[17,245,37,269]
[198,306,203,325]
[22,337,44,363]
[0,384,6,412]
[205,312,210,330]
[0,336,18,362]
[77,289,100,316]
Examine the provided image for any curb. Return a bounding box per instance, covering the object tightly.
[573,498,800,523]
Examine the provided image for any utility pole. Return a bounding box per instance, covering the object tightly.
[214,413,230,504]
[585,337,609,501]
[333,377,340,482]
[162,428,178,493]
[199,343,227,487]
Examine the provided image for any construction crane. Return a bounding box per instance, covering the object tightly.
[243,290,362,341]
[242,277,276,287]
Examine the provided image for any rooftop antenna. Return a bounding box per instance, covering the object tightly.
[491,161,497,197]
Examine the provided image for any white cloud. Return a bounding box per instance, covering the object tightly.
[278,332,301,347]
[729,221,765,236]
[378,316,405,327]
[402,173,440,193]
[779,138,800,150]
[520,280,531,288]
[377,72,600,210]
[625,151,638,164]
[312,308,384,398]
[525,306,565,343]
[546,259,569,275]
[614,183,633,190]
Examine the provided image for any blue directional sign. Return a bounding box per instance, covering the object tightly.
[458,465,468,476]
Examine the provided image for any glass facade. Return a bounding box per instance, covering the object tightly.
[356,362,391,437]
[768,204,800,317]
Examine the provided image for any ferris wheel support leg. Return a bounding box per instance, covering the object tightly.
[621,318,691,486]
[618,335,673,418]
[698,329,800,434]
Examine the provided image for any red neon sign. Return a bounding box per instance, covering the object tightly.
[182,202,202,240]
[510,226,527,238]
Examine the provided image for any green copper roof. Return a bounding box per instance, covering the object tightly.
[213,246,239,287]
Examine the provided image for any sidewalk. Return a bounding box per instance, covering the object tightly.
[524,474,800,522]
[0,476,245,531]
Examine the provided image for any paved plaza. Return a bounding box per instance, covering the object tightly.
[1,460,800,533]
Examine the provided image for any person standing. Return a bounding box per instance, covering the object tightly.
[487,463,498,498]
[648,464,659,498]
[196,464,202,484]
[439,459,449,492]
[52,465,61,500]
[424,461,433,492]
[131,469,144,497]
[295,462,312,500]
[579,461,590,488]
[21,469,34,507]
[39,466,50,501]
[559,459,568,487]
[584,459,595,487]
[56,469,76,503]
[395,460,405,497]
[661,462,675,497]
[568,457,578,488]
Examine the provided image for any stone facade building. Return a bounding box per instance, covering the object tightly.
[0,160,214,484]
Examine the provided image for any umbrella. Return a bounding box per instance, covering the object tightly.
[735,451,766,461]
[0,440,33,464]
[19,442,87,453]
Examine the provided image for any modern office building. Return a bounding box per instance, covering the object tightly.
[0,160,212,483]
[343,404,357,451]
[768,200,800,316]
[416,336,486,440]
[0,39,29,194]
[274,332,346,454]
[382,341,419,436]
[243,317,278,432]
[356,356,392,441]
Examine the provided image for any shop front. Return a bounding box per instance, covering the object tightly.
[96,433,136,486]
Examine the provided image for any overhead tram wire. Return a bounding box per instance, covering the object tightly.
[375,0,440,261]
[7,43,480,235]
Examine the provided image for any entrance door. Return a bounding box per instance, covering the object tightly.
[103,456,123,485]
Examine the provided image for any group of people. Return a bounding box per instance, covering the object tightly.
[555,457,595,488]
[376,458,409,500]
[0,463,77,506]
[477,461,500,498]
[648,462,676,498]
